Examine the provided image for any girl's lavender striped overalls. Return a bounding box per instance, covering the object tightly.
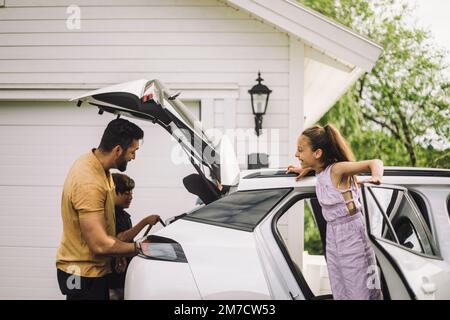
[315,164,382,300]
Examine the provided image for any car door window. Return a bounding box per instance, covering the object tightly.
[393,218,422,251]
[409,191,432,234]
[366,186,437,257]
[365,188,398,242]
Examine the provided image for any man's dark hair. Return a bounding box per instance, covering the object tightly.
[112,173,135,194]
[98,118,144,152]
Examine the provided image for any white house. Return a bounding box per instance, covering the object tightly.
[0,0,382,299]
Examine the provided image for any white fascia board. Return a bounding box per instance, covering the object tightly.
[225,0,382,72]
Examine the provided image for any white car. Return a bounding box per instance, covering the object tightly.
[74,80,450,300]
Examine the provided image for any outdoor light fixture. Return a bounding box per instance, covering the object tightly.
[248,71,272,136]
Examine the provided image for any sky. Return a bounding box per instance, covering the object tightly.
[410,0,449,150]
[413,0,450,78]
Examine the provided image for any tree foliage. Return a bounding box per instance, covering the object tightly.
[298,0,449,254]
[299,0,449,168]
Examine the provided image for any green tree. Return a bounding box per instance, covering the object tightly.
[299,0,450,168]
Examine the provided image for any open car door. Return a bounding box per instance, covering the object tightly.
[360,183,450,299]
[72,79,240,202]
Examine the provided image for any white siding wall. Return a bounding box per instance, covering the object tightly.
[0,101,202,299]
[0,0,292,168]
[0,0,299,299]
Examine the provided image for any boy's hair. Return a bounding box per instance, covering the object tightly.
[302,123,355,167]
[112,173,135,195]
[98,118,144,152]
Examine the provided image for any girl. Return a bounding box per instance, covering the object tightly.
[287,124,383,300]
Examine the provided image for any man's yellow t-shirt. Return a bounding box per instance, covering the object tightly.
[56,150,116,277]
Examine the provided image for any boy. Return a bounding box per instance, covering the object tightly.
[109,173,160,300]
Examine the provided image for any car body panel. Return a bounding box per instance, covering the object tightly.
[375,240,450,299]
[254,191,315,300]
[129,219,272,300]
[407,185,450,261]
[125,257,201,300]
[126,169,450,300]
[253,226,300,299]
[361,183,450,299]
[238,169,450,192]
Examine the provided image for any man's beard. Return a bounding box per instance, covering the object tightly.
[116,154,128,172]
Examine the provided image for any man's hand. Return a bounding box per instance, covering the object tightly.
[286,165,313,181]
[145,215,160,226]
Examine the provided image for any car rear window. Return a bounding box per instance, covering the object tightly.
[183,188,292,232]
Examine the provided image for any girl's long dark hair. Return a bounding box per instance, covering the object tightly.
[302,123,355,168]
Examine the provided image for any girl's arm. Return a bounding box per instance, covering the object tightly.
[332,159,384,185]
[286,164,314,181]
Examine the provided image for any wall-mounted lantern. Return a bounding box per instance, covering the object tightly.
[248,71,272,136]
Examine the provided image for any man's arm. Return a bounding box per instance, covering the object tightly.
[117,215,160,242]
[79,213,136,257]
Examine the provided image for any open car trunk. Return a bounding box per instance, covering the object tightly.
[72,79,240,203]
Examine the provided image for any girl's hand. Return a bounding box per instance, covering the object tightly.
[286,165,313,181]
[358,176,382,185]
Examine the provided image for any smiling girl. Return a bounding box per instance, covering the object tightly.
[287,124,383,300]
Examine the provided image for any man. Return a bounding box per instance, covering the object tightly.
[56,118,145,300]
[109,173,160,300]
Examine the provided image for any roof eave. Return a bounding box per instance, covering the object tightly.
[225,0,383,72]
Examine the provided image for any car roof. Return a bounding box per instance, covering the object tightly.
[237,166,450,191]
[162,167,449,236]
